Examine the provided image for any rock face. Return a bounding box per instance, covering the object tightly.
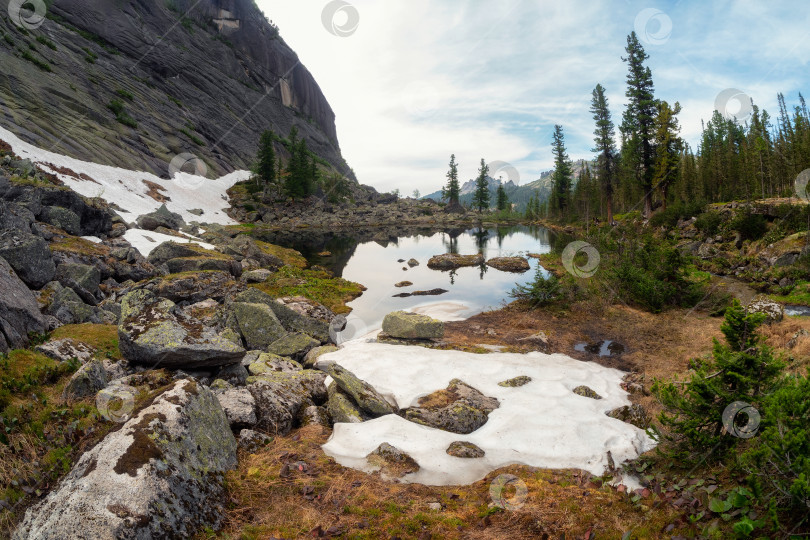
[0,0,354,181]
[0,256,46,352]
[405,379,499,434]
[745,296,784,324]
[382,311,444,340]
[13,380,237,540]
[486,256,531,273]
[427,253,484,270]
[118,290,245,369]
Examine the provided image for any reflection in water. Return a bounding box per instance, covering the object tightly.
[254,225,556,339]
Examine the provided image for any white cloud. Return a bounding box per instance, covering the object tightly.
[259,0,809,194]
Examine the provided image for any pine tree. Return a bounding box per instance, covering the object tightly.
[496,181,509,211]
[652,100,683,211]
[443,154,461,204]
[472,159,490,212]
[621,32,658,218]
[255,130,276,185]
[550,125,573,217]
[590,84,617,224]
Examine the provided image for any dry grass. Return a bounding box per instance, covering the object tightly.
[142,179,171,202]
[50,324,122,361]
[760,316,810,376]
[211,425,686,540]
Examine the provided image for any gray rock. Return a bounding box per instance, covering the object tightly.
[216,363,249,386]
[446,441,486,458]
[215,387,257,428]
[0,230,56,289]
[232,302,287,351]
[498,376,532,387]
[220,235,283,269]
[382,311,444,340]
[573,385,603,400]
[486,256,530,273]
[165,256,242,278]
[366,443,419,478]
[247,370,328,435]
[136,204,185,231]
[13,380,237,540]
[234,288,329,342]
[56,262,101,304]
[238,429,273,453]
[302,345,339,367]
[404,379,499,434]
[36,338,96,364]
[745,296,784,324]
[248,353,302,374]
[243,268,273,283]
[426,253,484,270]
[0,200,35,232]
[297,405,331,428]
[325,363,396,417]
[240,350,264,368]
[62,359,108,401]
[0,256,46,353]
[606,404,651,429]
[407,258,419,267]
[118,290,246,369]
[42,206,81,235]
[266,332,319,360]
[326,382,366,424]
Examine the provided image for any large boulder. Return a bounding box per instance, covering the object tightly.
[382,311,444,340]
[486,256,530,273]
[219,235,283,269]
[0,256,46,352]
[0,229,55,288]
[324,363,396,417]
[62,359,108,401]
[165,257,242,278]
[136,204,185,231]
[13,380,237,540]
[118,290,245,369]
[235,288,329,342]
[56,262,101,304]
[247,370,328,435]
[215,387,257,428]
[41,205,81,235]
[231,302,287,350]
[266,332,320,360]
[745,296,784,324]
[137,271,240,304]
[0,200,35,231]
[427,253,484,270]
[326,382,367,424]
[404,379,499,434]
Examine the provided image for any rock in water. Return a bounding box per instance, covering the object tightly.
[486,256,531,273]
[426,253,484,270]
[13,380,237,539]
[118,290,245,369]
[381,311,444,339]
[0,256,46,353]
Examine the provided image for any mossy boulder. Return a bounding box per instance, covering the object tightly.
[232,302,287,351]
[326,382,366,424]
[165,256,242,278]
[404,379,499,434]
[427,253,484,270]
[606,404,651,429]
[118,290,245,369]
[266,332,320,360]
[42,205,81,235]
[146,241,228,266]
[234,288,329,342]
[56,262,101,303]
[302,345,339,368]
[324,363,396,417]
[381,311,444,340]
[498,376,532,388]
[136,204,185,231]
[486,256,530,273]
[366,443,420,479]
[138,271,239,304]
[248,353,302,375]
[13,380,237,539]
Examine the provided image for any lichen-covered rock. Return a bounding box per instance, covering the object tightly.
[219,235,283,269]
[118,290,245,369]
[62,359,108,401]
[366,443,419,478]
[232,302,287,351]
[0,256,46,353]
[136,204,185,231]
[486,256,530,273]
[235,289,329,342]
[573,385,603,400]
[606,404,651,429]
[36,338,95,363]
[446,441,486,458]
[215,387,257,428]
[326,382,366,424]
[297,405,331,427]
[215,363,249,386]
[165,256,242,278]
[405,379,499,434]
[381,311,444,340]
[243,268,273,283]
[498,376,532,388]
[137,271,240,304]
[266,332,319,360]
[237,429,273,453]
[248,353,302,375]
[0,229,55,289]
[302,345,339,368]
[247,370,328,435]
[42,205,81,235]
[325,363,396,417]
[427,253,484,270]
[407,258,419,267]
[56,262,101,304]
[13,380,237,540]
[745,296,784,324]
[277,296,335,324]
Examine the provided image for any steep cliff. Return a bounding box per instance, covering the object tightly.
[0,0,354,180]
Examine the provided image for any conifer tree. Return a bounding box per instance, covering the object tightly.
[256,130,276,185]
[652,100,683,210]
[590,84,617,223]
[550,125,573,217]
[496,181,509,211]
[472,159,490,212]
[443,154,461,204]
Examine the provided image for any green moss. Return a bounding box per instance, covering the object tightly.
[50,324,121,360]
[50,235,110,257]
[250,266,364,314]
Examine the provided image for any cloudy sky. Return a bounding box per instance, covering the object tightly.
[259,0,810,194]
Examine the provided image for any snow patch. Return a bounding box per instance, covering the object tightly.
[123,229,215,257]
[320,341,656,486]
[0,125,249,225]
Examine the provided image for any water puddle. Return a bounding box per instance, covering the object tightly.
[785,304,810,317]
[574,340,626,357]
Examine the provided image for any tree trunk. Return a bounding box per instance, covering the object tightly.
[607,195,614,225]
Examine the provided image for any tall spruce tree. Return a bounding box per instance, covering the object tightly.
[590,84,618,224]
[550,125,573,217]
[256,130,276,185]
[496,181,509,211]
[652,100,683,210]
[443,154,461,204]
[621,32,658,218]
[472,159,491,212]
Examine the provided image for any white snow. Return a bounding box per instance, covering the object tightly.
[0,125,249,226]
[319,341,656,486]
[122,228,215,257]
